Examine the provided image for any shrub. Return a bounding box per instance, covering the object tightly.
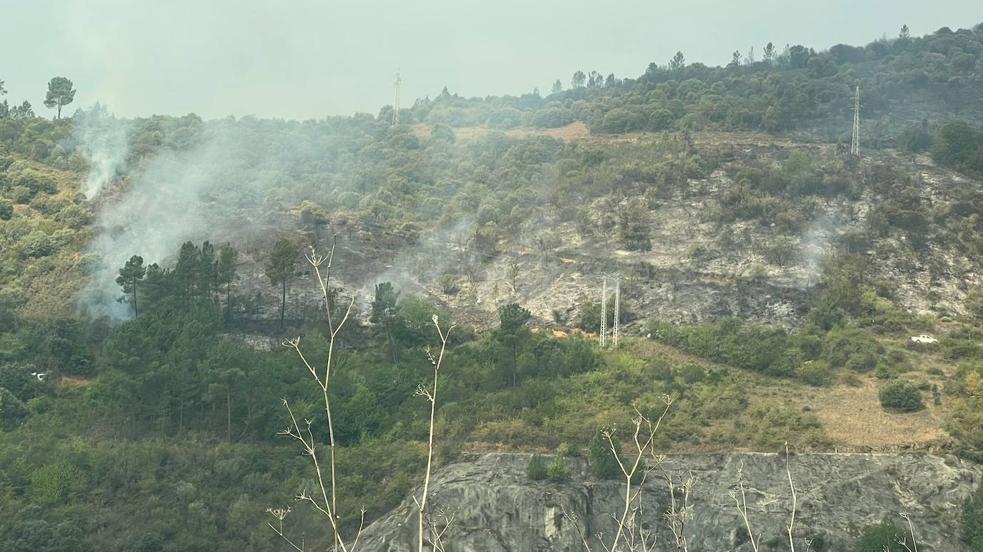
[0,198,12,220]
[527,455,547,481]
[0,387,29,430]
[879,379,923,412]
[14,169,58,195]
[547,456,570,482]
[845,351,878,372]
[798,361,834,386]
[964,483,983,550]
[822,329,882,368]
[854,518,909,551]
[588,430,621,480]
[10,185,33,203]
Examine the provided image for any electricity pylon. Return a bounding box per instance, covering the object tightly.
[851,85,861,157]
[392,72,402,126]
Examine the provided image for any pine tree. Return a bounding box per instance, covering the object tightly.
[116,255,146,317]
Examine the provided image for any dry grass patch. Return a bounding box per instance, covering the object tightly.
[812,377,948,450]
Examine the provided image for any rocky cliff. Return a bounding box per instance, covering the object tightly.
[359,452,980,551]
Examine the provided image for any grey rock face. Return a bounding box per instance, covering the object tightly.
[359,452,980,551]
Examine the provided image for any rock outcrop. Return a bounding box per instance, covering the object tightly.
[359,452,980,551]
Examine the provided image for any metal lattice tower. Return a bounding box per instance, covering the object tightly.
[600,278,607,348]
[851,85,861,157]
[392,72,402,126]
[615,280,621,346]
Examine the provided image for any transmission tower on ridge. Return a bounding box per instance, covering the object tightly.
[600,278,607,348]
[392,71,402,126]
[851,85,861,157]
[613,279,620,347]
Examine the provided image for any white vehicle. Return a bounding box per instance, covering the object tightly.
[909,335,938,344]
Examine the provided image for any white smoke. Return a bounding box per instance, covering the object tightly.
[798,211,842,287]
[78,122,284,319]
[72,104,131,198]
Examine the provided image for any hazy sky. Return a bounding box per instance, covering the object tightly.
[1,0,980,120]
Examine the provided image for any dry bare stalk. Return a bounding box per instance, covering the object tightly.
[271,243,359,552]
[731,462,760,552]
[602,395,673,552]
[785,442,797,552]
[896,512,918,552]
[663,470,693,552]
[413,315,455,552]
[562,505,596,552]
[426,505,456,552]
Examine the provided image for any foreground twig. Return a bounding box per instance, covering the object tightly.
[271,243,359,552]
[414,315,455,552]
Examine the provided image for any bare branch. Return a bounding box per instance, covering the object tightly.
[898,512,918,552]
[785,442,797,552]
[732,463,760,552]
[416,315,455,552]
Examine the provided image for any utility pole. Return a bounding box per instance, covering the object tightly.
[392,71,402,126]
[613,279,620,348]
[600,277,607,348]
[851,85,861,157]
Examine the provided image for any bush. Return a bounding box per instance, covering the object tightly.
[526,455,547,481]
[0,387,29,430]
[547,457,570,482]
[0,198,12,220]
[879,379,923,412]
[822,329,883,368]
[798,361,834,386]
[845,351,878,372]
[588,430,621,480]
[964,483,983,550]
[10,185,33,204]
[14,169,58,195]
[854,518,909,551]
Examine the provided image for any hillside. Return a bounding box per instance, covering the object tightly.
[1,22,983,552]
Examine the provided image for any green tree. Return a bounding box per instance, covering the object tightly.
[763,42,776,63]
[43,77,76,120]
[669,51,686,71]
[527,455,548,481]
[10,100,33,119]
[498,303,531,386]
[174,241,202,302]
[619,198,652,251]
[551,79,563,95]
[203,342,247,441]
[962,482,983,550]
[0,387,29,430]
[116,255,146,317]
[265,239,298,330]
[370,282,401,365]
[215,243,238,321]
[588,429,622,480]
[0,198,12,220]
[571,70,586,89]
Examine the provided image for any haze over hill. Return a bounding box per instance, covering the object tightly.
[2,13,983,552]
[0,0,980,118]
